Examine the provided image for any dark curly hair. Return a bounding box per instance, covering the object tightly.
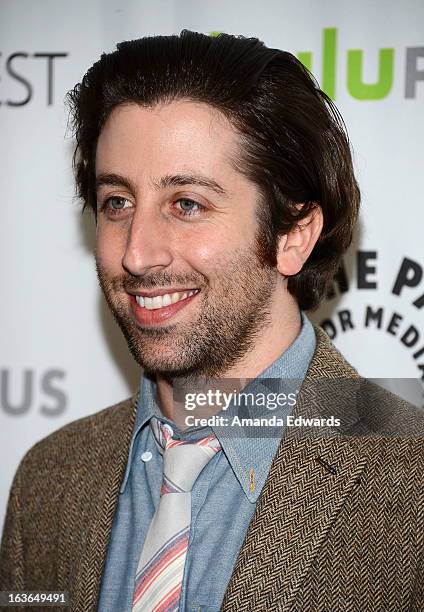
[66,30,360,310]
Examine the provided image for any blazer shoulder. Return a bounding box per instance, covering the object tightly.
[17,393,138,478]
[311,325,424,440]
[358,378,424,439]
[311,324,359,378]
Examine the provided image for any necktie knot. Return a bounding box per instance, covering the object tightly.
[150,419,221,494]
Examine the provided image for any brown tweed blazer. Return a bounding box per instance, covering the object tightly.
[1,326,424,611]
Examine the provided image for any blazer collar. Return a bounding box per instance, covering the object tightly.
[58,394,139,611]
[221,326,371,611]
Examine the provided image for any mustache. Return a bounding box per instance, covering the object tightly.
[124,274,204,293]
[96,264,205,293]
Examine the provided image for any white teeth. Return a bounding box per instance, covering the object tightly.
[162,293,172,307]
[136,290,199,310]
[151,296,162,309]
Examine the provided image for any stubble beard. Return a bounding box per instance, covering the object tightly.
[96,242,278,381]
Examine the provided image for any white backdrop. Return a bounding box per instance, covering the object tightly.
[1,0,423,530]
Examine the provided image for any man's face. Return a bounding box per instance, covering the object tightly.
[95,100,279,379]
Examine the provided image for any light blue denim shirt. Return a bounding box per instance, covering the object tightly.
[98,312,316,611]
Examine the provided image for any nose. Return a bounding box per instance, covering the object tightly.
[122,206,173,276]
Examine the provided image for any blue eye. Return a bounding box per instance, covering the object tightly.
[175,199,204,216]
[99,196,132,217]
[107,196,130,210]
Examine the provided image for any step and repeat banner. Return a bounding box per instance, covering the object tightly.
[1,0,423,528]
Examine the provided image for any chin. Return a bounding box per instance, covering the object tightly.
[126,339,192,376]
[128,343,219,380]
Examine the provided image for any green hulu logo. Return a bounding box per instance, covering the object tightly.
[297,27,423,100]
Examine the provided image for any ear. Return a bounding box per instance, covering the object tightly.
[276,204,323,276]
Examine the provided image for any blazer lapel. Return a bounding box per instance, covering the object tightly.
[222,327,371,611]
[57,393,139,612]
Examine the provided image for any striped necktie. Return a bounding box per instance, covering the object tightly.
[132,418,222,612]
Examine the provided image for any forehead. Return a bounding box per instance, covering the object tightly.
[95,100,241,181]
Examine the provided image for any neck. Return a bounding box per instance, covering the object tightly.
[155,290,301,426]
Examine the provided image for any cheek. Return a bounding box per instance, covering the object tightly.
[189,218,255,268]
[182,230,234,270]
[95,222,127,272]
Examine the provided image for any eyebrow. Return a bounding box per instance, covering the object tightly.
[95,173,136,193]
[153,174,229,197]
[95,172,229,198]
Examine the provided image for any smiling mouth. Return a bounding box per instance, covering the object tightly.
[135,289,200,310]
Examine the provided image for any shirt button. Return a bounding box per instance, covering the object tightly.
[141,451,153,462]
[163,424,174,437]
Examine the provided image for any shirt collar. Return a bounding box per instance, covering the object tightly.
[119,374,161,493]
[121,312,316,499]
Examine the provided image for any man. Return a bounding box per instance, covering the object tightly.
[1,30,423,612]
